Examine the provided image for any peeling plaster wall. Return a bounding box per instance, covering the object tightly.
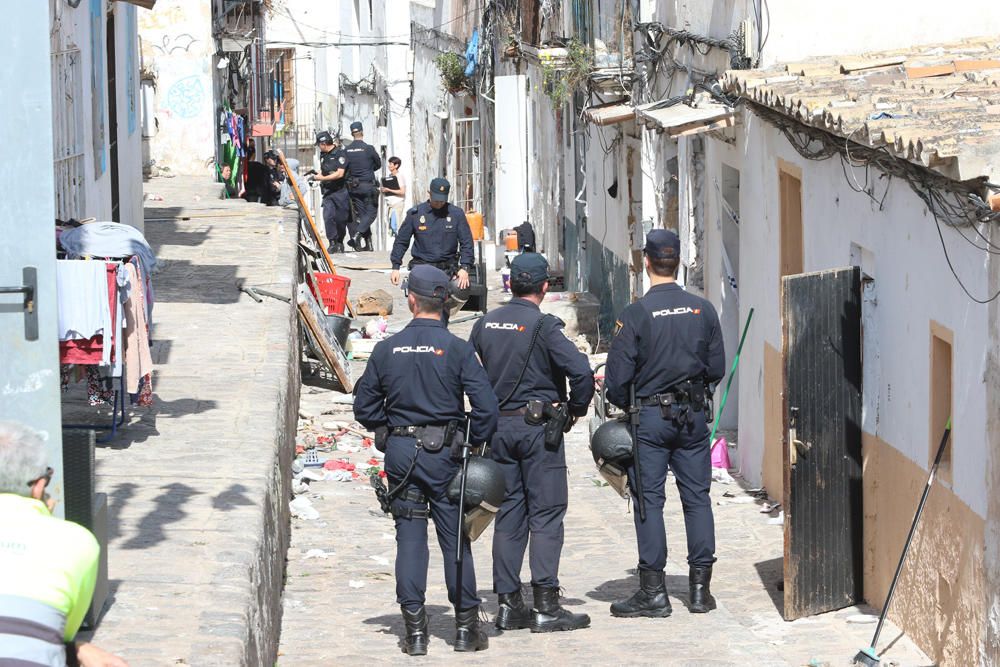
[712,110,993,662]
[864,433,986,666]
[581,124,640,335]
[138,0,215,176]
[986,215,1000,665]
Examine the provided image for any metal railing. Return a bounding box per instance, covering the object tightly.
[51,49,85,220]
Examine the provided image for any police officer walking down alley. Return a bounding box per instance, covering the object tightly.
[470,252,595,633]
[389,177,474,320]
[312,131,350,253]
[344,121,382,251]
[602,229,725,619]
[354,264,499,656]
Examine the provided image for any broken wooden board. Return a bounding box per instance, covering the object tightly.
[298,286,353,393]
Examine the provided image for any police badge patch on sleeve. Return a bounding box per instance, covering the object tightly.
[613,320,624,336]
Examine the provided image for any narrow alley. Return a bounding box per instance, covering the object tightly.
[274,253,928,666]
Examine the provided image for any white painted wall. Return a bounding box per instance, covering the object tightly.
[139,0,216,176]
[114,2,143,231]
[49,0,142,229]
[712,111,991,517]
[495,74,529,232]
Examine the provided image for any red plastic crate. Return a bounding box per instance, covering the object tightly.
[308,272,351,315]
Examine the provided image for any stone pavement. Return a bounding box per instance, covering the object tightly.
[65,177,300,665]
[277,251,932,666]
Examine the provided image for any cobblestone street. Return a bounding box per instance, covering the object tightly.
[277,253,931,667]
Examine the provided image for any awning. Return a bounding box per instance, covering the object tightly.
[635,101,736,137]
[583,102,636,126]
[117,0,157,8]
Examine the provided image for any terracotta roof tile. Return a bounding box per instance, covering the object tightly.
[724,37,1000,181]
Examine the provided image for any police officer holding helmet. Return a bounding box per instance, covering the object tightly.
[344,120,382,251]
[390,177,474,307]
[603,228,725,618]
[312,131,350,253]
[354,264,499,656]
[470,252,595,633]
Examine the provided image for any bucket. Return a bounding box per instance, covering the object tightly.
[466,210,484,240]
[326,312,352,348]
[504,231,519,251]
[308,272,351,315]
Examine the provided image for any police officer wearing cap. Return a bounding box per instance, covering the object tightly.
[390,178,474,294]
[344,121,382,251]
[262,150,283,206]
[603,228,726,619]
[469,252,595,633]
[312,131,351,253]
[354,264,499,656]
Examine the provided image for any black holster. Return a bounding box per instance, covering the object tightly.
[373,425,389,452]
[525,400,569,450]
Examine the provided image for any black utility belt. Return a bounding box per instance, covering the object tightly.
[409,259,458,274]
[641,381,713,425]
[503,400,571,450]
[391,422,464,453]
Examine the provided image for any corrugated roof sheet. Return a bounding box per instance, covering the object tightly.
[724,37,1000,182]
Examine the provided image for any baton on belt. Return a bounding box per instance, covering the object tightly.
[628,384,646,522]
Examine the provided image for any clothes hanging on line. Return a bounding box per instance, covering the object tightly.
[122,262,153,395]
[59,221,158,279]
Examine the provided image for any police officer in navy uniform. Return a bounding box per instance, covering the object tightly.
[354,264,499,655]
[344,120,382,251]
[262,150,283,206]
[469,253,595,633]
[390,177,474,296]
[603,229,726,618]
[312,131,350,253]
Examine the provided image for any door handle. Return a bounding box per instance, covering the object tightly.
[0,267,38,341]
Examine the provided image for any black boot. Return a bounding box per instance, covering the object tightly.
[400,606,428,656]
[494,590,531,631]
[454,607,488,652]
[689,566,717,613]
[610,569,672,618]
[531,586,590,633]
[362,233,374,251]
[347,233,360,249]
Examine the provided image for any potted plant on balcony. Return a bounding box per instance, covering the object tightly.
[434,52,469,94]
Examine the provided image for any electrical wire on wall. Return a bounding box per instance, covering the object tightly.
[747,100,1000,304]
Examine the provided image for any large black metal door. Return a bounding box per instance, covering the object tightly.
[782,267,863,620]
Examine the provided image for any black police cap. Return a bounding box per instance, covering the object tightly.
[407,265,450,300]
[643,229,681,259]
[510,252,549,285]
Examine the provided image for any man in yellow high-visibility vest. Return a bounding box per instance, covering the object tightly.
[0,421,128,667]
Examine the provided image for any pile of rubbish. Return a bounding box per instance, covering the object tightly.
[289,407,384,521]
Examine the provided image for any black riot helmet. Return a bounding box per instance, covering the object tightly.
[590,418,634,498]
[447,456,506,541]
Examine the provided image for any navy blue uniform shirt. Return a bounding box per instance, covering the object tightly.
[390,202,475,271]
[319,148,347,194]
[470,298,595,417]
[605,282,725,409]
[344,139,381,182]
[353,318,499,445]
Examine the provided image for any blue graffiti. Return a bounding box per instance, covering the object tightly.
[164,76,205,120]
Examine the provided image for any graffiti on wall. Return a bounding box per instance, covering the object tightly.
[152,33,199,55]
[126,4,138,135]
[90,0,106,175]
[164,75,206,119]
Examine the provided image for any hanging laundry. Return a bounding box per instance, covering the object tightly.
[60,222,158,278]
[56,260,112,343]
[122,263,154,395]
